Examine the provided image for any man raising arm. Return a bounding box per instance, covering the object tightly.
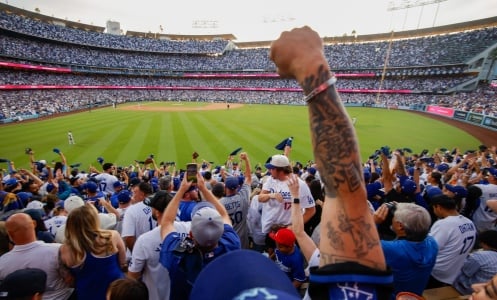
[270,26,391,299]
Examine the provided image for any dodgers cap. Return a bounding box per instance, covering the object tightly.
[265,155,290,169]
[191,203,224,248]
[190,249,300,300]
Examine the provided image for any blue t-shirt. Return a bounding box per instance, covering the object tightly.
[177,201,197,221]
[381,236,438,298]
[159,224,240,299]
[274,246,306,283]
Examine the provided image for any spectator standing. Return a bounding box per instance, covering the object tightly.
[472,167,497,232]
[121,182,155,252]
[427,194,477,288]
[159,173,240,299]
[128,190,190,300]
[258,154,315,237]
[269,227,306,290]
[219,152,252,249]
[269,26,392,298]
[90,163,119,197]
[374,202,438,298]
[59,204,126,300]
[0,213,73,299]
[453,229,497,295]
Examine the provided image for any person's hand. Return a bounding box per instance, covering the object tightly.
[286,174,300,199]
[98,197,108,207]
[270,26,328,82]
[177,173,193,194]
[196,172,206,191]
[240,152,247,161]
[373,204,389,224]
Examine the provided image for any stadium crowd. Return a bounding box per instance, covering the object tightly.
[1,135,497,299]
[2,10,497,299]
[2,10,497,122]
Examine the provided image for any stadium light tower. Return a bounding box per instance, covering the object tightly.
[387,0,448,29]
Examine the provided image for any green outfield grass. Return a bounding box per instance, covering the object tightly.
[0,102,481,171]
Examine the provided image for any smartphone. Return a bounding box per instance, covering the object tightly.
[186,163,198,182]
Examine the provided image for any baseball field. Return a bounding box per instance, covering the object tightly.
[0,101,483,171]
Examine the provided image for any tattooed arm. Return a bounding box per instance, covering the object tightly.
[270,26,386,271]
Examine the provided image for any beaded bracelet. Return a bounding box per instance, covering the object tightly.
[303,76,337,103]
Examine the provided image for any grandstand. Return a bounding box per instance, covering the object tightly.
[1,2,497,127]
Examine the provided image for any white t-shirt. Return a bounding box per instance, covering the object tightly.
[94,172,119,196]
[429,215,477,284]
[128,222,190,300]
[121,201,157,239]
[261,176,315,234]
[44,215,67,237]
[0,241,73,300]
[247,195,266,246]
[473,184,497,231]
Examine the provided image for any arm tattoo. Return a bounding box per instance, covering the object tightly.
[303,65,363,198]
[337,210,379,258]
[325,220,344,251]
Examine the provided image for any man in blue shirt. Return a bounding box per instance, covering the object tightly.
[375,202,438,298]
[159,172,240,299]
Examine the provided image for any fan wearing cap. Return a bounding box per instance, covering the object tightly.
[443,184,467,211]
[176,178,201,222]
[159,172,240,299]
[219,152,253,249]
[270,27,392,299]
[109,181,125,208]
[0,268,47,299]
[258,154,315,242]
[426,194,477,289]
[190,249,302,300]
[128,190,190,300]
[0,213,73,299]
[453,229,497,295]
[472,167,497,232]
[269,227,306,289]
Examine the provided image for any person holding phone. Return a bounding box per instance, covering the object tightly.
[176,164,201,222]
[159,172,240,299]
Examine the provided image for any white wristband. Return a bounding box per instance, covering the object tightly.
[303,76,337,103]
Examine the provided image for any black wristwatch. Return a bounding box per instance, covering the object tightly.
[293,198,300,204]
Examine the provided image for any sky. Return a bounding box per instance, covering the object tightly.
[4,0,497,42]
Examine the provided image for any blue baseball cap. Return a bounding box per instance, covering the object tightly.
[225,176,239,190]
[444,184,467,198]
[83,181,98,193]
[425,185,443,199]
[400,178,417,195]
[190,249,300,300]
[117,190,132,204]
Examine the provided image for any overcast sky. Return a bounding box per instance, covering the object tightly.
[4,0,497,41]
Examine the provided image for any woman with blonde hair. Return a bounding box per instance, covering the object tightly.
[59,204,126,299]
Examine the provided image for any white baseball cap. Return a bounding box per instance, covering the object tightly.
[25,200,45,210]
[64,196,84,213]
[265,155,290,169]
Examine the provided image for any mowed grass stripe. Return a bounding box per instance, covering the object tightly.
[0,103,482,170]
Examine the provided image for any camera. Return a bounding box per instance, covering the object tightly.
[385,202,397,219]
[25,147,32,155]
